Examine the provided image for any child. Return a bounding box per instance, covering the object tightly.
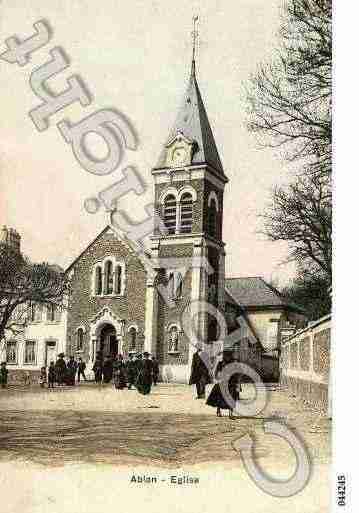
[48,361,56,388]
[0,362,8,389]
[39,366,47,388]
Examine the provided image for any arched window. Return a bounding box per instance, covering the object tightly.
[168,326,179,353]
[95,266,102,295]
[129,327,137,351]
[77,328,84,351]
[208,198,217,238]
[115,265,123,295]
[163,194,177,234]
[180,193,193,233]
[104,261,113,295]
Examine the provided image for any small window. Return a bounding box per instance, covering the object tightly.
[168,326,179,353]
[29,303,36,322]
[24,340,36,364]
[46,304,61,322]
[179,193,193,233]
[104,261,114,295]
[46,304,54,322]
[163,194,177,234]
[6,341,17,364]
[129,327,137,351]
[77,328,84,351]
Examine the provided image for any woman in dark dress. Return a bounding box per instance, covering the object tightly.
[206,351,242,419]
[92,356,103,384]
[135,352,153,395]
[102,355,113,383]
[113,354,127,390]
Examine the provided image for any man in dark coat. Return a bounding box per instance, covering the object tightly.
[67,355,77,386]
[55,353,67,385]
[189,345,211,399]
[135,352,153,395]
[152,356,159,386]
[126,354,137,389]
[103,355,113,383]
[113,354,127,390]
[0,362,8,388]
[92,355,103,384]
[77,358,87,383]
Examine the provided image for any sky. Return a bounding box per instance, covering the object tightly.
[0,0,296,285]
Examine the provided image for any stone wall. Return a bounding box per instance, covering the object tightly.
[280,314,331,413]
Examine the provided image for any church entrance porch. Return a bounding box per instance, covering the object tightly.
[98,323,118,358]
[89,307,127,371]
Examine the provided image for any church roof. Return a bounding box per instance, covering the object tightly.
[155,62,224,175]
[225,277,305,313]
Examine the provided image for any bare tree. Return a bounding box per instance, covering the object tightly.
[246,0,332,177]
[263,173,332,279]
[0,243,70,349]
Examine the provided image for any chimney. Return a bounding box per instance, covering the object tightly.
[0,225,21,252]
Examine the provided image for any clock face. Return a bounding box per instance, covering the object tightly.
[171,146,187,165]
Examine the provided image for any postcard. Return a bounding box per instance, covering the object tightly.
[0,1,333,512]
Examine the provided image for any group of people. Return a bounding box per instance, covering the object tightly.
[38,353,87,388]
[92,351,160,395]
[2,345,242,418]
[189,345,242,419]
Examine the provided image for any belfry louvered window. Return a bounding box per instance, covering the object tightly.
[163,194,177,234]
[180,193,193,233]
[208,198,217,238]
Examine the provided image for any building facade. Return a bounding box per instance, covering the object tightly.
[1,59,307,384]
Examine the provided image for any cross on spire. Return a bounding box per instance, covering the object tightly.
[191,15,199,76]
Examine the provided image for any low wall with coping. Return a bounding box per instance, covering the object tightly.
[280,314,331,414]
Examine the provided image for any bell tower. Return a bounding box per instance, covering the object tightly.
[148,19,229,382]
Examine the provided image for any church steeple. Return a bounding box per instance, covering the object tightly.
[154,18,225,177]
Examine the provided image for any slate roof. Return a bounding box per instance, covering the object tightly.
[155,61,224,175]
[225,277,305,313]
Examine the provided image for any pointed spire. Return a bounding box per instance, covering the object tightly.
[154,17,225,176]
[191,15,199,77]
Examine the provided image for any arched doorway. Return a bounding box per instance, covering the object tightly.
[99,323,118,358]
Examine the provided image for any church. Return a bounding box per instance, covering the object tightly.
[1,54,306,384]
[62,55,306,383]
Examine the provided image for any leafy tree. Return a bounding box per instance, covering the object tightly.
[281,267,331,320]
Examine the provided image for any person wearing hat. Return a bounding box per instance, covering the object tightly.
[67,355,78,386]
[103,355,114,384]
[189,343,211,399]
[135,352,153,395]
[113,354,127,390]
[126,353,137,390]
[206,350,242,418]
[151,356,159,386]
[92,353,103,384]
[0,362,8,389]
[55,353,67,386]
